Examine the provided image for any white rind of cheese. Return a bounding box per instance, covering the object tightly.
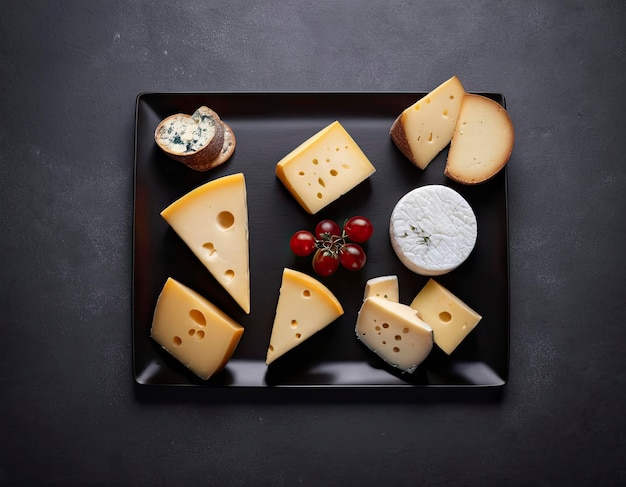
[390,76,466,169]
[445,93,514,184]
[275,121,376,214]
[389,185,477,276]
[410,279,482,355]
[356,297,433,373]
[363,275,399,302]
[151,277,244,380]
[266,268,344,365]
[160,173,250,314]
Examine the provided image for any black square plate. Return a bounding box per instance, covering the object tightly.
[133,92,509,387]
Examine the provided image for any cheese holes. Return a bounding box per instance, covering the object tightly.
[312,158,319,165]
[224,270,235,281]
[189,309,206,326]
[172,336,182,347]
[302,289,311,298]
[318,177,325,188]
[395,335,402,341]
[317,192,323,200]
[203,242,217,257]
[295,333,302,339]
[439,311,452,323]
[195,330,205,340]
[290,319,298,329]
[217,211,234,230]
[393,347,400,353]
[330,169,338,176]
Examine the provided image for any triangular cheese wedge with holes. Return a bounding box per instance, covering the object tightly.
[266,268,344,365]
[160,173,250,313]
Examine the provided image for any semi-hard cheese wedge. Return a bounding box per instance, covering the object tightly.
[390,76,465,169]
[363,275,399,302]
[161,173,250,313]
[445,94,514,184]
[275,121,376,214]
[389,185,477,276]
[266,268,344,365]
[410,279,481,355]
[151,277,244,380]
[356,297,433,373]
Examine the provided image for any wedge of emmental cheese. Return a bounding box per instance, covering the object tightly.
[266,268,344,365]
[161,173,250,313]
[275,121,376,214]
[151,277,244,380]
[356,297,433,373]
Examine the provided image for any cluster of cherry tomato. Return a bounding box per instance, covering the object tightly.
[289,216,374,277]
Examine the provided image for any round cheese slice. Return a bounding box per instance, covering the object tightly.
[389,185,477,276]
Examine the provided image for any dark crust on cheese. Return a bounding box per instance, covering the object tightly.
[154,108,225,172]
[389,113,418,166]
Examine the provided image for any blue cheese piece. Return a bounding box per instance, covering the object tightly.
[155,106,233,171]
[156,106,221,154]
[389,185,477,276]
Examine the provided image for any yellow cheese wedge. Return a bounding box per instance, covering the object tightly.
[409,279,481,354]
[160,173,250,313]
[445,93,514,184]
[390,76,466,169]
[363,275,399,302]
[266,268,344,365]
[151,277,244,380]
[356,297,433,373]
[275,121,376,214]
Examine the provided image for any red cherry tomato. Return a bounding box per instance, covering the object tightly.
[315,220,341,240]
[339,243,367,271]
[289,230,317,257]
[312,249,339,276]
[344,216,374,243]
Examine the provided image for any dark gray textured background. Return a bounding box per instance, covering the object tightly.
[1,1,625,485]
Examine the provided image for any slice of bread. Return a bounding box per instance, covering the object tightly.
[445,94,514,184]
[155,106,236,171]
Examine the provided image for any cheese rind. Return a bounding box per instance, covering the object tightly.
[151,277,244,380]
[390,76,465,169]
[363,275,399,302]
[356,297,433,373]
[445,93,514,184]
[389,185,477,276]
[275,121,376,214]
[409,279,481,355]
[160,173,250,313]
[266,268,344,365]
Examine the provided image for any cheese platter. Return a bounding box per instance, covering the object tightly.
[132,91,510,387]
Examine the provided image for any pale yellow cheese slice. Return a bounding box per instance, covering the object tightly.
[356,297,433,373]
[445,93,514,184]
[266,268,344,365]
[275,121,376,214]
[390,76,466,169]
[161,173,250,313]
[409,279,481,354]
[151,277,244,380]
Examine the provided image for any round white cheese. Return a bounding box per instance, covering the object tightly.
[389,185,477,276]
